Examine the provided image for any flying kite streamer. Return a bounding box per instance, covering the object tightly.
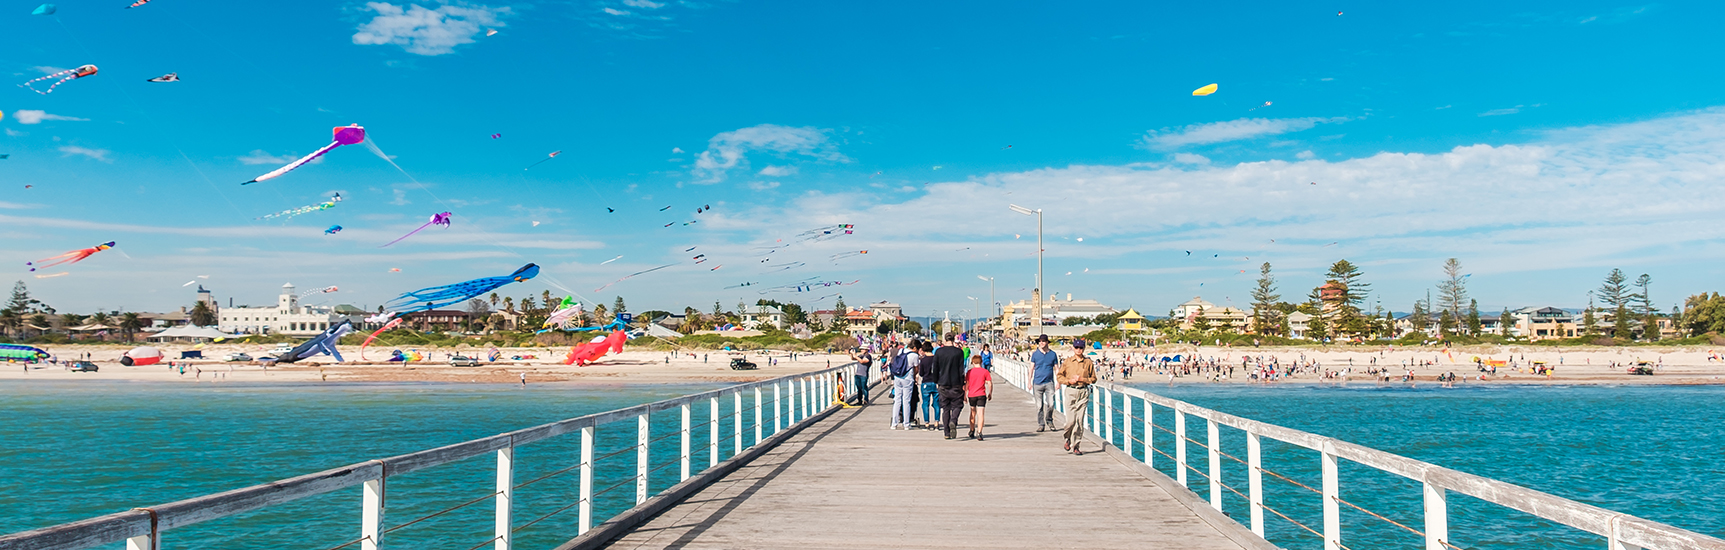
[523,150,561,170]
[19,65,97,95]
[32,4,55,15]
[385,263,539,314]
[830,250,868,261]
[243,125,365,185]
[765,262,806,273]
[359,317,403,360]
[1249,101,1272,111]
[298,286,338,297]
[1192,83,1218,96]
[147,73,178,83]
[797,224,855,242]
[380,212,451,247]
[257,193,341,221]
[594,264,676,292]
[34,272,69,279]
[599,255,622,265]
[724,282,758,289]
[760,279,858,294]
[127,0,156,8]
[27,241,113,271]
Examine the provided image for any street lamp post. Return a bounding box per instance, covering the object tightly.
[1009,204,1043,340]
[976,275,995,343]
[967,296,979,339]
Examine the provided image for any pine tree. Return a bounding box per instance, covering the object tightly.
[1324,260,1370,312]
[1250,262,1280,335]
[1409,300,1429,333]
[613,296,627,316]
[1598,269,1629,309]
[1438,310,1456,337]
[1632,274,1652,315]
[1583,294,1598,336]
[1466,299,1481,335]
[1500,308,1514,337]
[1437,258,1469,317]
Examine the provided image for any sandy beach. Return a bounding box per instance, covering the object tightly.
[1,343,852,385]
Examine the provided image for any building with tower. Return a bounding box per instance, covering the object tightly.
[217,283,372,336]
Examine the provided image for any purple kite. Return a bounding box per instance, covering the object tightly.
[242,124,366,185]
[380,212,451,247]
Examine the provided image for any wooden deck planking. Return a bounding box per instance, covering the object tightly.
[604,382,1255,549]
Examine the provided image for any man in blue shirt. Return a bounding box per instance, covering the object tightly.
[980,344,994,371]
[1029,335,1059,432]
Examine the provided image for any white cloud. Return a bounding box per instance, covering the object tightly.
[1140,117,1347,149]
[1172,153,1210,165]
[0,202,43,210]
[5,129,25,137]
[238,150,321,165]
[12,110,89,125]
[671,147,684,154]
[1480,106,1523,117]
[623,0,664,7]
[58,146,111,163]
[757,165,798,177]
[746,181,781,191]
[693,124,848,182]
[603,7,629,15]
[390,188,412,205]
[352,2,510,56]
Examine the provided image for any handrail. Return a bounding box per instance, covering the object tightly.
[990,357,1725,550]
[0,363,861,550]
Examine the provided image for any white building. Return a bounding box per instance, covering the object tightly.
[741,305,787,330]
[218,283,369,336]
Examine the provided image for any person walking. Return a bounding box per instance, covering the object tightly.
[1029,335,1060,432]
[848,347,873,406]
[933,334,968,439]
[1056,338,1097,455]
[888,341,918,429]
[917,340,941,430]
[965,355,993,440]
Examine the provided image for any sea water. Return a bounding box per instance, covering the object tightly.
[0,381,727,549]
[1123,383,1725,549]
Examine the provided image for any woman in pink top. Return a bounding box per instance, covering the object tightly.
[965,355,993,440]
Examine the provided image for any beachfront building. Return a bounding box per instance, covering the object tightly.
[842,309,879,335]
[402,310,468,332]
[217,283,370,336]
[1002,293,1118,337]
[1287,311,1313,339]
[1505,306,1577,340]
[1117,308,1147,332]
[1170,297,1214,328]
[741,305,787,330]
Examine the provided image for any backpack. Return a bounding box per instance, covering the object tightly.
[889,351,913,377]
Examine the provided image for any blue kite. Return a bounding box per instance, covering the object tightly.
[385,263,539,314]
[271,320,354,364]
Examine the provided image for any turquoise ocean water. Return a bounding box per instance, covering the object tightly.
[3,381,1721,549]
[1125,383,1725,549]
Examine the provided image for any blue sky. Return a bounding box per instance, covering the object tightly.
[4,0,1724,319]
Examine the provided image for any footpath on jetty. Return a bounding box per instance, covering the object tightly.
[600,381,1262,550]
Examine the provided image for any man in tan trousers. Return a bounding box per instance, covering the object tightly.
[1055,338,1098,455]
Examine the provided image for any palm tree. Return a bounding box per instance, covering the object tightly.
[489,292,500,309]
[59,313,84,332]
[119,312,144,342]
[89,312,111,326]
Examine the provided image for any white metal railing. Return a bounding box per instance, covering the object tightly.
[991,357,1725,550]
[0,363,867,550]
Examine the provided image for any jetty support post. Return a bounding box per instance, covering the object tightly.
[1176,408,1189,487]
[1208,419,1222,510]
[578,425,593,535]
[1248,430,1264,537]
[1322,442,1341,550]
[495,446,512,550]
[1424,481,1447,550]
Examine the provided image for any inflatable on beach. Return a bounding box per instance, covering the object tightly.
[120,346,162,366]
[0,344,49,363]
[564,330,625,366]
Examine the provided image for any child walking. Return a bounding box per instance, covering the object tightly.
[965,355,993,440]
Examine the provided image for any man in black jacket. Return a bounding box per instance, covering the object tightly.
[932,334,968,439]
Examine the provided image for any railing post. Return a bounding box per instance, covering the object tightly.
[709,396,719,468]
[1424,481,1449,550]
[125,534,155,550]
[1611,517,1645,550]
[636,413,649,505]
[1104,387,1114,448]
[495,446,512,550]
[1144,401,1154,468]
[1207,419,1222,510]
[361,477,383,550]
[680,403,691,481]
[754,387,763,444]
[734,391,744,455]
[800,376,810,419]
[578,425,593,535]
[773,382,783,434]
[1123,393,1134,459]
[1248,431,1264,537]
[1322,443,1341,550]
[1176,408,1189,487]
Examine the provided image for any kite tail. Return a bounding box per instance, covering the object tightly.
[245,140,342,185]
[379,220,434,248]
[360,318,402,361]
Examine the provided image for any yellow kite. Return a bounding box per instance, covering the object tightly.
[1192,83,1218,96]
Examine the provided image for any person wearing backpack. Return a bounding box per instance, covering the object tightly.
[889,340,919,430]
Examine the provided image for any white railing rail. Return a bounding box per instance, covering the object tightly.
[0,363,868,550]
[991,357,1725,550]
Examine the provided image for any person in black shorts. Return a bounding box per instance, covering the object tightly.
[964,355,993,440]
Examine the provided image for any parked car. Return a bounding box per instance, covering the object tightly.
[450,355,481,367]
[729,356,757,370]
[225,352,253,362]
[272,344,295,354]
[69,361,99,372]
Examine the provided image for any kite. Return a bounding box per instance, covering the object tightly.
[932,166,943,170]
[523,150,561,170]
[1249,101,1272,111]
[486,29,498,36]
[659,206,672,211]
[685,247,697,252]
[710,265,722,271]
[870,171,882,178]
[1002,145,1013,149]
[325,225,343,235]
[1192,83,1218,96]
[765,262,806,272]
[599,255,623,265]
[537,297,584,333]
[147,73,178,83]
[273,321,355,364]
[19,65,97,95]
[1323,242,1338,247]
[380,211,452,247]
[760,279,858,294]
[532,221,540,226]
[797,224,855,242]
[182,280,197,287]
[389,268,401,272]
[32,4,55,15]
[595,263,675,292]
[490,133,501,139]
[257,193,341,221]
[725,282,758,289]
[563,330,626,366]
[28,241,114,272]
[127,0,155,8]
[298,286,338,297]
[34,272,69,279]
[242,124,366,185]
[1337,11,1343,15]
[385,263,539,314]
[830,250,868,261]
[1185,251,1191,256]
